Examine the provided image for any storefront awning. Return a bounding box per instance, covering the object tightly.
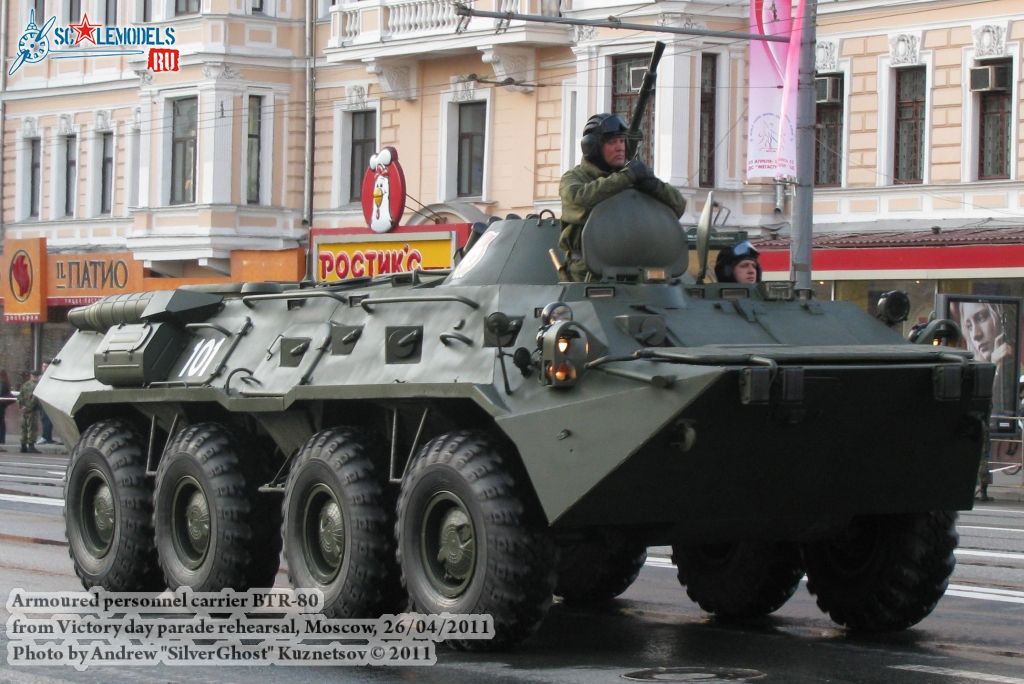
[753,227,1024,280]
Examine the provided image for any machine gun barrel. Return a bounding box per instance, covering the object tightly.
[627,41,666,160]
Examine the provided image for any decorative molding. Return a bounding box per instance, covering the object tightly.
[202,63,241,81]
[134,68,153,85]
[816,40,839,73]
[479,46,535,93]
[451,75,478,102]
[21,117,38,138]
[95,110,113,132]
[364,59,417,100]
[340,83,370,111]
[572,24,596,43]
[658,13,702,30]
[973,23,1007,58]
[889,33,922,66]
[57,114,74,136]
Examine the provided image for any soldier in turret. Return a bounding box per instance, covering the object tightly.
[559,113,686,281]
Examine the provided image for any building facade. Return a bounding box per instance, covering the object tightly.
[1,0,1023,377]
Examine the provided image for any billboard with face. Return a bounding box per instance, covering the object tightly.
[939,294,1021,433]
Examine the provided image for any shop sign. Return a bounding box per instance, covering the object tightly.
[317,236,454,282]
[360,147,407,233]
[2,238,48,322]
[49,252,144,305]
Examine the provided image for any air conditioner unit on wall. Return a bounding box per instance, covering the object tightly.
[969,64,1011,92]
[815,75,842,104]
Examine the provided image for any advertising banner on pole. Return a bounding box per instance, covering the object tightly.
[746,0,800,180]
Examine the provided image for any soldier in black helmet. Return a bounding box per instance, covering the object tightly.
[558,113,686,281]
[714,241,762,284]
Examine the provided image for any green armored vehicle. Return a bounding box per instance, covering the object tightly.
[37,191,988,649]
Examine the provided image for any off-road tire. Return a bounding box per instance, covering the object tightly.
[802,511,957,631]
[397,430,556,651]
[673,541,804,619]
[556,537,647,605]
[283,427,403,618]
[64,419,163,591]
[153,423,282,591]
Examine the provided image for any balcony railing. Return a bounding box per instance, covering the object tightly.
[329,0,560,49]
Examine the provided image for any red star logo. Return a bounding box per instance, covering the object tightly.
[68,13,101,45]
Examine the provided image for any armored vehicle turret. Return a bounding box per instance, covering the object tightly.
[37,191,989,648]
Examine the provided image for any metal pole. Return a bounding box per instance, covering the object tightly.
[303,0,316,281]
[791,0,817,297]
[453,4,789,43]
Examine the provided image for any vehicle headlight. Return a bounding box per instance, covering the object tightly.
[541,321,589,389]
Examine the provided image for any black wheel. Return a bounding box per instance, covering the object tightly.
[802,511,957,632]
[283,427,403,618]
[64,419,163,591]
[397,430,556,651]
[555,535,647,605]
[153,423,282,591]
[673,541,803,619]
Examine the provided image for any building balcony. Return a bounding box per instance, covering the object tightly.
[325,0,568,63]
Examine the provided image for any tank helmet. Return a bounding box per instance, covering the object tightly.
[581,113,629,165]
[714,241,762,283]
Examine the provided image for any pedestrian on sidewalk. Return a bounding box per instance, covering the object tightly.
[0,369,11,452]
[17,370,41,454]
[37,360,56,445]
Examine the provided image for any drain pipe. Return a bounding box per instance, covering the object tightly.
[773,180,786,216]
[303,0,316,281]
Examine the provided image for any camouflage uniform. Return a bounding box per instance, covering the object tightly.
[559,159,687,282]
[17,378,39,451]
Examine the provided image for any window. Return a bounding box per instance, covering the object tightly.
[175,0,199,16]
[457,102,485,197]
[978,58,1011,180]
[611,54,654,164]
[64,135,77,217]
[893,66,925,184]
[698,53,717,188]
[349,110,376,201]
[252,0,263,12]
[171,97,197,204]
[247,96,262,204]
[142,0,151,21]
[32,0,44,18]
[69,0,80,20]
[29,139,41,218]
[815,74,844,187]
[101,132,114,214]
[105,0,117,23]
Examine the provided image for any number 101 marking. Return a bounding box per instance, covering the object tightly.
[178,338,227,378]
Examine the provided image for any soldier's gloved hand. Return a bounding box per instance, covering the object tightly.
[624,159,652,183]
[635,177,662,195]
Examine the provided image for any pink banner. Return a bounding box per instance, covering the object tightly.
[746,0,799,180]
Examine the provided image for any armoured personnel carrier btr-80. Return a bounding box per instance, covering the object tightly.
[37,191,989,649]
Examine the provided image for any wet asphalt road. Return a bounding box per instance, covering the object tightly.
[0,450,1022,683]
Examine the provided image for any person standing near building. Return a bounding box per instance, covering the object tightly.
[38,360,56,445]
[0,370,12,452]
[17,370,41,454]
[558,113,686,282]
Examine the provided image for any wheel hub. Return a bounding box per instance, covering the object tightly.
[303,484,344,584]
[78,469,115,558]
[421,491,476,598]
[171,477,210,570]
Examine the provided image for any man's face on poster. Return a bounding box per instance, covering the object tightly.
[961,302,999,361]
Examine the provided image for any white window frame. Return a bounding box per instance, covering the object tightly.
[438,85,492,202]
[241,90,274,205]
[51,129,80,220]
[332,98,381,207]
[963,43,1019,182]
[877,51,933,187]
[88,117,117,217]
[154,90,200,206]
[560,80,583,172]
[16,131,44,222]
